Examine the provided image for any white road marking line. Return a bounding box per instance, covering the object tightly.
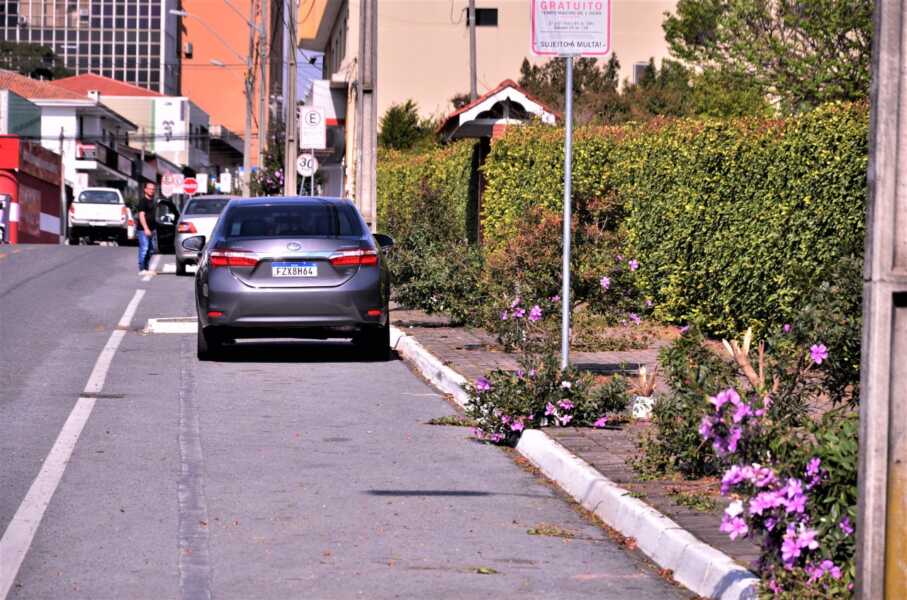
[145,316,198,334]
[141,254,162,282]
[0,289,145,599]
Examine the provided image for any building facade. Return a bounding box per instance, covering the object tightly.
[303,0,677,120]
[0,0,181,95]
[177,0,285,171]
[56,73,210,172]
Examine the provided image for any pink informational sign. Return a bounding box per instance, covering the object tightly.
[530,0,612,56]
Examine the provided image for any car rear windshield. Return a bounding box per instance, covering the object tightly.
[184,198,230,215]
[76,190,120,204]
[223,203,364,239]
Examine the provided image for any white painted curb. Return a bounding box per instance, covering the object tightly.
[390,326,469,408]
[392,323,759,600]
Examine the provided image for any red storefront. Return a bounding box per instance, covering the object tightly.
[0,135,63,244]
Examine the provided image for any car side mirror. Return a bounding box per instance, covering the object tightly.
[181,235,206,252]
[374,233,394,249]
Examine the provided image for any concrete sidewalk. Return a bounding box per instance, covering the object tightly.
[390,308,761,600]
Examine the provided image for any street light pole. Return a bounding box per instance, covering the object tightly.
[170,8,254,195]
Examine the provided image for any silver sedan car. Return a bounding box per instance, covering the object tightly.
[182,196,393,361]
[174,195,234,276]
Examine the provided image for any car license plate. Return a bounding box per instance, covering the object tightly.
[272,262,317,277]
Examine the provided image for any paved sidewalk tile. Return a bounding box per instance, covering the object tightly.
[391,307,762,570]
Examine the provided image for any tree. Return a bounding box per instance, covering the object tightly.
[663,0,873,111]
[518,55,619,111]
[0,42,71,79]
[379,100,437,151]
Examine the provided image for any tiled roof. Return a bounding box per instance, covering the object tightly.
[0,69,88,100]
[54,73,163,97]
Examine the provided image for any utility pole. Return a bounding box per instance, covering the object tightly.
[258,0,268,169]
[59,127,66,243]
[284,8,298,195]
[468,0,477,100]
[284,0,298,196]
[355,0,377,229]
[242,0,256,196]
[856,1,907,598]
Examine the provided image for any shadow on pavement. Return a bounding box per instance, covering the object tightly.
[365,489,554,499]
[210,339,399,364]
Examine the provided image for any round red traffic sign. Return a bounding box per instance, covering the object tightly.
[183,177,199,195]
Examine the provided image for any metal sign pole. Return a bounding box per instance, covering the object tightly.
[560,55,574,370]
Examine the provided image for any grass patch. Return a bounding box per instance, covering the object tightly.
[526,523,576,539]
[426,415,477,427]
[668,488,719,512]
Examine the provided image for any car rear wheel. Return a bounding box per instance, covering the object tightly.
[197,326,224,360]
[176,259,188,276]
[355,325,390,361]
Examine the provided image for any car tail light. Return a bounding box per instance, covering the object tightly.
[207,310,224,318]
[120,205,128,223]
[367,309,382,317]
[329,248,378,267]
[68,204,75,215]
[178,221,197,233]
[209,249,259,268]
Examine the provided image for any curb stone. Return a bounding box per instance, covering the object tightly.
[390,325,760,600]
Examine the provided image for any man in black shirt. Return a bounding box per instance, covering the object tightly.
[136,181,157,273]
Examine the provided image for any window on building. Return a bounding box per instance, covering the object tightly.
[466,8,498,27]
[632,61,649,84]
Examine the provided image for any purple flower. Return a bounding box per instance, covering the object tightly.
[475,377,491,392]
[516,369,525,378]
[839,517,854,536]
[500,310,509,321]
[510,297,522,309]
[699,416,716,440]
[781,526,802,565]
[513,307,526,319]
[797,526,820,551]
[711,388,741,411]
[490,432,504,443]
[545,403,557,416]
[805,457,821,478]
[528,369,537,378]
[500,414,511,425]
[783,323,792,333]
[549,295,560,303]
[726,427,742,453]
[819,559,842,580]
[753,465,777,488]
[528,305,543,322]
[720,511,748,540]
[764,517,778,531]
[749,491,779,516]
[628,312,641,325]
[510,420,525,432]
[558,414,573,426]
[558,399,574,411]
[679,325,690,334]
[810,343,829,365]
[645,299,654,308]
[615,254,623,262]
[628,259,639,272]
[600,276,611,290]
[593,416,609,428]
[732,401,754,423]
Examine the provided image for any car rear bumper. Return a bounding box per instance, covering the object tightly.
[198,267,387,331]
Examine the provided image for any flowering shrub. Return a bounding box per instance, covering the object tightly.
[494,296,554,353]
[711,405,858,597]
[661,325,860,596]
[464,352,629,445]
[588,254,651,325]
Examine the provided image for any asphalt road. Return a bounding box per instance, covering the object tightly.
[0,244,687,600]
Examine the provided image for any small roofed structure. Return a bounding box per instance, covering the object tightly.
[437,79,558,143]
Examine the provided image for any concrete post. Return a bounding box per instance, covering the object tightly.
[856,2,907,598]
[356,0,377,230]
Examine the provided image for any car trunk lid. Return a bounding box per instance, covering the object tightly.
[219,238,367,288]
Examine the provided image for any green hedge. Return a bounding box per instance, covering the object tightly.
[377,142,474,242]
[480,103,868,335]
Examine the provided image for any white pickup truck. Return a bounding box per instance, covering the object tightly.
[68,187,134,245]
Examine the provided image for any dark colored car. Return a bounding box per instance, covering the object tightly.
[183,196,394,360]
